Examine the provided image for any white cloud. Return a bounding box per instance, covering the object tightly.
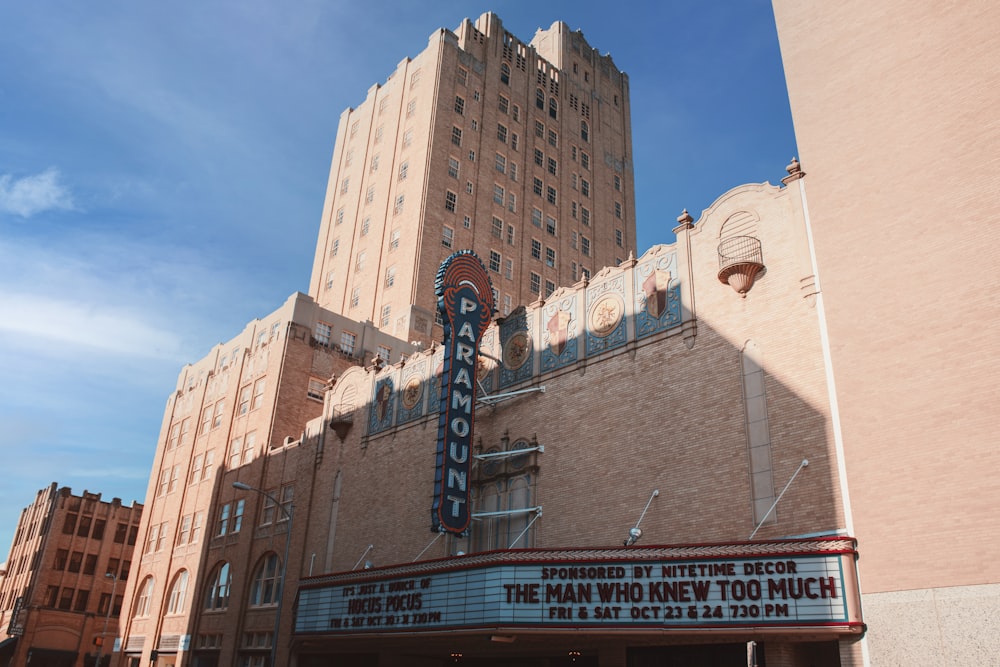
[0,168,75,217]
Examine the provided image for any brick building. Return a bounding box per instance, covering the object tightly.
[0,484,142,667]
[308,12,636,344]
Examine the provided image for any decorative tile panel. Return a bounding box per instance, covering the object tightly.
[585,274,628,356]
[633,249,682,338]
[540,292,580,372]
[499,308,534,388]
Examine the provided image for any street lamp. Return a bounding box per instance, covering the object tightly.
[232,481,294,667]
[95,572,118,667]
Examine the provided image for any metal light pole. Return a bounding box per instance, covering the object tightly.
[95,572,118,667]
[232,482,294,667]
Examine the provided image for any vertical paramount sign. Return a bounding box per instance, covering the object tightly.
[433,251,495,534]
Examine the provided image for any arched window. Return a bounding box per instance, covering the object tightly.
[580,120,589,143]
[535,88,545,110]
[204,561,231,611]
[500,63,510,85]
[133,576,154,618]
[166,570,189,615]
[250,553,281,606]
[548,98,558,120]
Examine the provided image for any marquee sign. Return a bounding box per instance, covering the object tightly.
[295,540,863,636]
[432,251,495,534]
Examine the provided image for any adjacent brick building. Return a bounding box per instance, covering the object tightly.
[0,484,142,667]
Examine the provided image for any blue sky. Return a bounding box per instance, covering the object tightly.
[0,1,796,552]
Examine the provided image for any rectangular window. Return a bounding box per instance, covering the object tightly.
[390,229,401,249]
[548,129,558,147]
[315,322,332,346]
[498,95,509,114]
[332,238,340,256]
[510,162,518,181]
[231,500,245,533]
[493,184,505,205]
[497,124,508,143]
[533,178,543,196]
[251,378,266,411]
[340,332,357,356]
[547,157,557,176]
[178,514,192,545]
[504,258,513,280]
[513,104,520,121]
[442,225,454,248]
[406,99,417,117]
[377,345,391,362]
[534,120,544,138]
[532,208,542,227]
[350,287,360,308]
[506,224,515,245]
[581,236,591,257]
[200,406,212,435]
[615,201,623,219]
[394,195,404,215]
[534,148,543,166]
[307,379,326,401]
[495,153,506,173]
[546,247,556,267]
[531,239,541,260]
[69,551,83,573]
[217,504,231,537]
[581,179,590,197]
[59,588,74,610]
[511,133,519,151]
[365,186,375,204]
[572,201,578,219]
[546,216,557,236]
[503,294,512,315]
[545,280,556,297]
[489,250,501,273]
[529,272,541,295]
[448,157,459,178]
[468,150,476,162]
[572,231,578,249]
[451,126,462,146]
[454,96,465,115]
[466,181,473,194]
[340,177,349,194]
[403,129,413,147]
[445,190,457,212]
[463,215,472,229]
[228,437,243,470]
[492,217,504,238]
[581,207,591,226]
[335,207,344,225]
[168,423,180,450]
[581,152,590,170]
[616,229,624,247]
[361,217,370,236]
[398,161,409,181]
[614,174,622,191]
[546,186,557,205]
[385,266,396,288]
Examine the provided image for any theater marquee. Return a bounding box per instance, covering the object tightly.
[295,538,863,637]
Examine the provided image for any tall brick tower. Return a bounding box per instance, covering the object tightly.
[308,12,636,343]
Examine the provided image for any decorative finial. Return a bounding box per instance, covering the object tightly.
[782,157,805,184]
[676,209,694,227]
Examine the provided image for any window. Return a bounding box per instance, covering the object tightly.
[250,554,281,606]
[114,523,127,544]
[500,63,510,84]
[547,157,557,176]
[398,161,409,181]
[350,287,360,308]
[380,304,391,328]
[406,99,417,117]
[581,207,591,226]
[495,153,506,174]
[510,162,518,181]
[69,551,83,573]
[167,571,189,615]
[489,250,501,273]
[315,322,332,346]
[531,239,541,260]
[340,177,349,194]
[332,238,340,256]
[442,226,454,248]
[135,577,154,617]
[158,469,170,497]
[205,563,231,611]
[533,178,543,196]
[385,266,396,288]
[448,157,459,178]
[457,67,468,85]
[177,514,193,545]
[497,124,508,143]
[189,454,204,484]
[513,104,520,121]
[445,190,457,212]
[534,120,544,138]
[390,229,401,249]
[545,280,556,297]
[581,152,590,170]
[340,332,356,356]
[463,215,472,229]
[571,231,578,249]
[84,553,97,575]
[546,216,557,236]
[168,465,180,493]
[536,88,545,110]
[548,129,558,147]
[217,503,231,536]
[616,229,624,247]
[251,378,266,411]
[325,271,335,290]
[581,120,589,142]
[614,174,621,191]
[200,406,212,435]
[466,181,474,194]
[54,549,68,570]
[546,247,556,267]
[361,217,370,236]
[546,186,557,205]
[506,224,515,245]
[493,184,505,206]
[468,150,476,162]
[504,294,512,315]
[58,587,75,610]
[504,258,513,280]
[533,148,543,166]
[307,379,326,401]
[454,96,465,115]
[335,207,344,225]
[451,126,462,146]
[374,125,383,143]
[168,422,181,450]
[377,345,391,363]
[492,217,504,238]
[262,486,294,525]
[365,186,375,204]
[355,251,366,272]
[581,236,591,256]
[529,272,541,295]
[531,208,542,227]
[498,95,509,114]
[615,201,623,219]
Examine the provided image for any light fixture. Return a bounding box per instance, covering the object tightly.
[490,634,516,643]
[624,489,659,546]
[569,650,582,662]
[353,544,374,570]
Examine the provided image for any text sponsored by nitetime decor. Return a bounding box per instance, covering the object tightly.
[295,555,851,634]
